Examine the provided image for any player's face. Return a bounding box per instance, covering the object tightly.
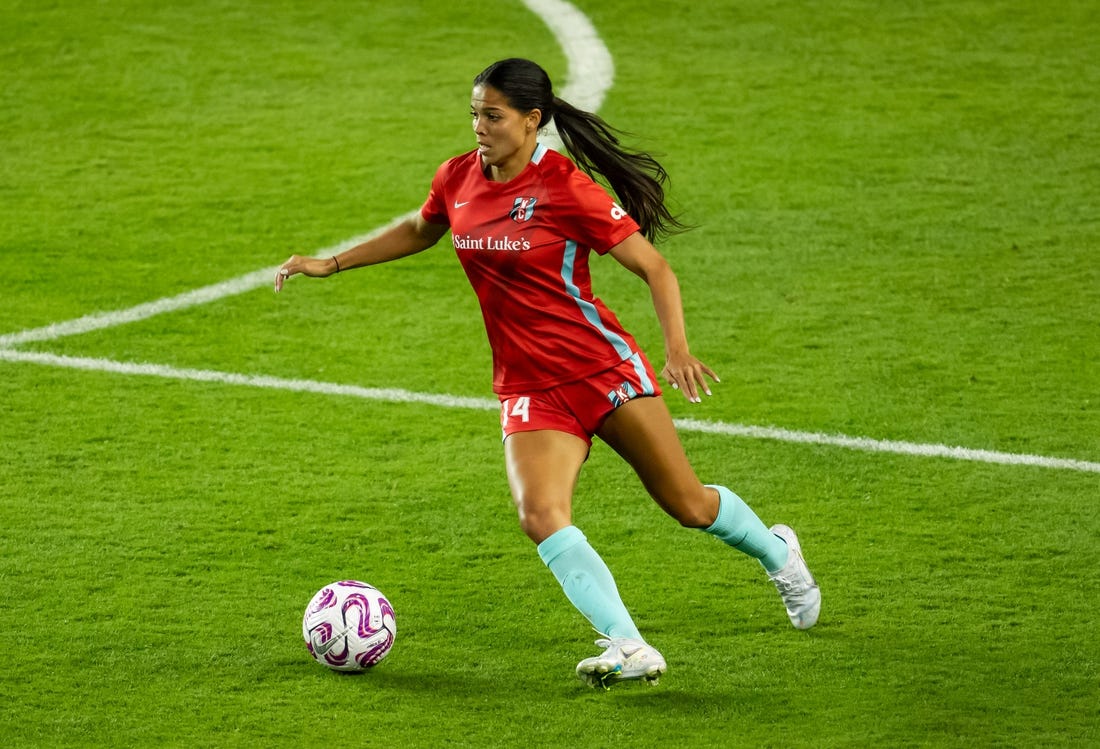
[471,84,540,181]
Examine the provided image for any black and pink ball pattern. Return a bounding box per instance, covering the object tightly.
[302,580,397,671]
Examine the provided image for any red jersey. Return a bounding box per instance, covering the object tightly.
[420,143,643,393]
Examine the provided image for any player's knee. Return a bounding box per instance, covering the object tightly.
[513,494,570,543]
[661,486,719,529]
[673,506,717,529]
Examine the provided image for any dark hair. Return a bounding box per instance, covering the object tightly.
[474,58,687,242]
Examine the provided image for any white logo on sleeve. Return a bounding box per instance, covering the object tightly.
[454,200,470,209]
[610,202,627,220]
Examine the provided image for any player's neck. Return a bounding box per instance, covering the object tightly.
[484,140,538,183]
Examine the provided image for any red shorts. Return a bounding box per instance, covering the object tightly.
[498,352,662,446]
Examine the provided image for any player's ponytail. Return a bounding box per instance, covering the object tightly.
[474,58,687,242]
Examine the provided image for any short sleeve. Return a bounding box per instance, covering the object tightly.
[420,160,452,226]
[552,168,640,254]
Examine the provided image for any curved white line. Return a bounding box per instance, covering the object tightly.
[521,0,615,151]
[520,0,615,108]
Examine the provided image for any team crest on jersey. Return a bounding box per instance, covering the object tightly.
[510,196,538,223]
[606,381,639,408]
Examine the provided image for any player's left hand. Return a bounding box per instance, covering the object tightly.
[661,353,719,403]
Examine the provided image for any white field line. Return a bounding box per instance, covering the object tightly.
[0,349,498,412]
[0,212,417,349]
[523,0,614,109]
[3,348,1098,475]
[674,418,1100,474]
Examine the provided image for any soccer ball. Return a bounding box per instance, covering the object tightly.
[302,580,397,671]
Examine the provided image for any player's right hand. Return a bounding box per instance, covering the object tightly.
[274,255,336,292]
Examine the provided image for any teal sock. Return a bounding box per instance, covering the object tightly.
[703,485,789,573]
[537,526,642,640]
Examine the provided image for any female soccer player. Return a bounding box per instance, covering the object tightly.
[276,58,820,688]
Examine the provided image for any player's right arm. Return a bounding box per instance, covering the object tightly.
[275,211,449,291]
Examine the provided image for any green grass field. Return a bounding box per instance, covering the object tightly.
[2,1,1097,746]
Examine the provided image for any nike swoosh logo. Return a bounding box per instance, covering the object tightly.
[309,626,350,655]
[454,201,470,208]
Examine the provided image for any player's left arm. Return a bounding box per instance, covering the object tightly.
[608,231,718,403]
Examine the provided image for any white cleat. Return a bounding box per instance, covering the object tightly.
[576,637,667,689]
[768,524,821,630]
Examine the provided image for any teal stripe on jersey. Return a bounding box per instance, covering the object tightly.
[560,240,634,360]
[627,352,656,395]
[532,141,548,164]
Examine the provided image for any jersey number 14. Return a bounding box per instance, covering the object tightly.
[501,397,531,426]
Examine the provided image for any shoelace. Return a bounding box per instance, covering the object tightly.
[772,572,810,600]
[592,638,644,663]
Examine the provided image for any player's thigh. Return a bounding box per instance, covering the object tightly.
[596,397,717,527]
[504,429,589,541]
